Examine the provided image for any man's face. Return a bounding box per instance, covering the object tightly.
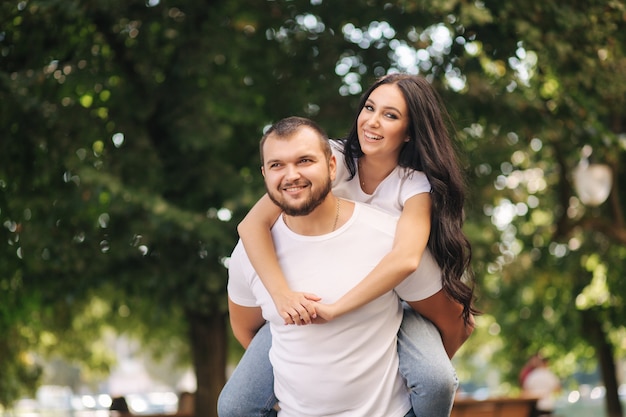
[262,127,335,216]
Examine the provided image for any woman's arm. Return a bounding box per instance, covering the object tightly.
[238,194,321,324]
[314,193,431,320]
[314,192,472,354]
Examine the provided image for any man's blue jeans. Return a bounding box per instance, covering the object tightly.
[217,304,458,416]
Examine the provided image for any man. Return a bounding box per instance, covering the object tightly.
[227,116,454,416]
[522,355,561,415]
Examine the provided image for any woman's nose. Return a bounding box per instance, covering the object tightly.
[366,112,381,127]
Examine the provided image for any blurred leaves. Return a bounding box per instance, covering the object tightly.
[1,0,625,411]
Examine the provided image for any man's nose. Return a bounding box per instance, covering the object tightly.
[284,164,300,181]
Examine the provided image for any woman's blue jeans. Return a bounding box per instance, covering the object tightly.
[217,303,458,417]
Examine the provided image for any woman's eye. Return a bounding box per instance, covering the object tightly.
[385,112,398,119]
[364,104,374,111]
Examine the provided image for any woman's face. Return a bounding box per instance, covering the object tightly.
[356,83,410,160]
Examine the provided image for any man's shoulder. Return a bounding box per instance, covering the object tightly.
[229,240,249,266]
[230,239,245,254]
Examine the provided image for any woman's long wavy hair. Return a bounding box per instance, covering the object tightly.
[342,73,477,324]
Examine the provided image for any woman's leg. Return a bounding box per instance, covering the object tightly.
[397,303,459,417]
[217,323,277,417]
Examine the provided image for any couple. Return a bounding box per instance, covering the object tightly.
[220,74,477,416]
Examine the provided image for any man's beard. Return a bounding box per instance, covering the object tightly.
[267,177,332,217]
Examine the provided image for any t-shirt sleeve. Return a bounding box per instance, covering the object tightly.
[394,248,443,301]
[399,169,431,207]
[330,139,351,187]
[227,241,258,307]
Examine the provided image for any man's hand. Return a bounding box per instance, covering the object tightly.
[273,290,321,325]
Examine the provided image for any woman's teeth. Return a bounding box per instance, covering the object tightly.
[364,132,383,140]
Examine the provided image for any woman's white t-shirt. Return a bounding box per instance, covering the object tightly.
[330,139,431,216]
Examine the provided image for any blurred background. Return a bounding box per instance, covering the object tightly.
[1,0,625,416]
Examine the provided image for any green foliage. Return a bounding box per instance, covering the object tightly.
[1,0,626,414]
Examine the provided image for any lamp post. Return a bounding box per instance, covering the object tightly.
[572,147,613,207]
[570,147,622,417]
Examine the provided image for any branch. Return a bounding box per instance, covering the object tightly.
[579,216,626,245]
[553,141,575,238]
[607,160,624,228]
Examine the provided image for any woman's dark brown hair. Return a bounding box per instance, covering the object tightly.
[343,73,477,324]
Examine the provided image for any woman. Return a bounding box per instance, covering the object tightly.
[218,74,477,417]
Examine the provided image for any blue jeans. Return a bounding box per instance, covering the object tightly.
[217,303,458,417]
[398,303,458,416]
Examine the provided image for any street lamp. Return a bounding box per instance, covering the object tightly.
[572,146,613,207]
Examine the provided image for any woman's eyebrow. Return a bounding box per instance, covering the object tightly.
[365,98,403,115]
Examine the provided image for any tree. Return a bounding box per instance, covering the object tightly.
[1,0,295,413]
[452,1,626,416]
[1,0,363,413]
[1,0,625,416]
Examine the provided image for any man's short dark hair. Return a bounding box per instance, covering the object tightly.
[259,116,331,163]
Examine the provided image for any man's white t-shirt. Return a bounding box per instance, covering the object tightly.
[228,203,442,417]
[523,367,561,411]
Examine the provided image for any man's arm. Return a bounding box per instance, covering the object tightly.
[405,290,474,359]
[228,297,267,349]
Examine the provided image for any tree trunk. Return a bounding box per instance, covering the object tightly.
[187,310,227,417]
[582,309,624,417]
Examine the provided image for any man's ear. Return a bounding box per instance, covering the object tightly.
[261,165,265,178]
[329,155,337,182]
